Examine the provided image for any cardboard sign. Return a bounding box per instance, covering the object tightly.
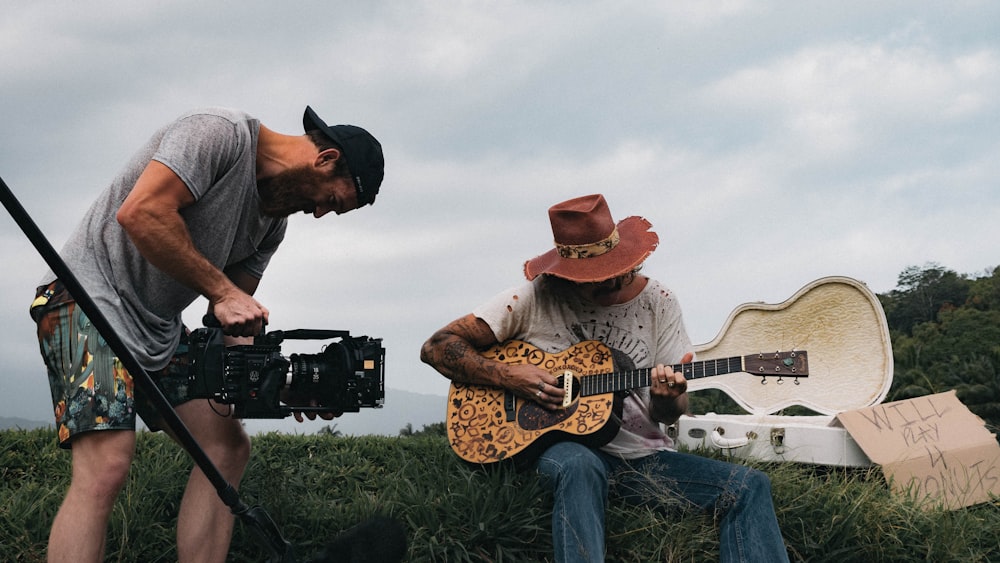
[836,390,1000,509]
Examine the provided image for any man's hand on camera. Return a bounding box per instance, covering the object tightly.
[292,409,340,423]
[212,290,269,337]
[281,388,342,422]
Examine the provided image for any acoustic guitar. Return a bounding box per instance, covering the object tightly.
[446,339,807,466]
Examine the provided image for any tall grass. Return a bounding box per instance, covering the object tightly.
[2,428,998,562]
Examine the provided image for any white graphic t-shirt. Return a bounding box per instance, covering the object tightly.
[474,275,693,459]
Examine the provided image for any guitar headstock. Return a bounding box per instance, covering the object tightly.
[743,351,808,377]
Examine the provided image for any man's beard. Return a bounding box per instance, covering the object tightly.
[257,166,322,218]
[589,276,626,299]
[574,270,638,303]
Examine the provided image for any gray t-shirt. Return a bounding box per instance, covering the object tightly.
[44,108,287,371]
[473,275,693,458]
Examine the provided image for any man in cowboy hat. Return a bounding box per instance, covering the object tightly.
[420,194,789,562]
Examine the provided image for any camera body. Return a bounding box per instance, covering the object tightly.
[187,326,385,419]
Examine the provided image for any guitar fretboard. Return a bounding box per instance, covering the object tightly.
[579,356,744,397]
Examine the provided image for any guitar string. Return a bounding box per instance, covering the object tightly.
[581,356,745,396]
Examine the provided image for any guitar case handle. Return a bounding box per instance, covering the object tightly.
[710,429,750,450]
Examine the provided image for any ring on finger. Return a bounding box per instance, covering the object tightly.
[667,382,676,388]
[536,390,543,398]
[538,381,545,391]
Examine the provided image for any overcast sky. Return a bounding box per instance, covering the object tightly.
[1,1,998,433]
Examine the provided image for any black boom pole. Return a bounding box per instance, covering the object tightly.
[0,175,297,562]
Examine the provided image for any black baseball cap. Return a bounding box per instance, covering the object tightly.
[303,106,384,207]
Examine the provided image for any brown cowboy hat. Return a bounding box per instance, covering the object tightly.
[523,194,658,283]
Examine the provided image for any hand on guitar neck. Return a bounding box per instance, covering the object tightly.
[511,352,693,412]
[649,351,694,425]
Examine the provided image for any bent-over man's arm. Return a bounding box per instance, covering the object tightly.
[116,160,268,336]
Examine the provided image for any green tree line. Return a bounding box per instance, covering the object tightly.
[880,263,1000,431]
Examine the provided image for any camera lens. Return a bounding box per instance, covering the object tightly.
[288,344,349,402]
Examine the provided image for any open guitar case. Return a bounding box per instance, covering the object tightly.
[668,276,893,467]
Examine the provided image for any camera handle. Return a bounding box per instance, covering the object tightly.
[1,176,297,563]
[203,313,352,342]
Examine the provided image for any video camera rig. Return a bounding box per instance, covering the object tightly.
[188,323,385,419]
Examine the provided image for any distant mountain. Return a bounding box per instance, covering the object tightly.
[0,389,446,437]
[0,416,51,431]
[243,388,447,437]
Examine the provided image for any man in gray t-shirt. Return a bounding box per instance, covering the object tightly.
[31,106,383,563]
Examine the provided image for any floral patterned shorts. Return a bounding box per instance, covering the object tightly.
[31,281,192,448]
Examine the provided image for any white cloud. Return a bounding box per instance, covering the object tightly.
[2,0,999,423]
[703,32,1000,162]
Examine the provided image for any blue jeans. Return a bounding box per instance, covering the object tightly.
[533,442,790,563]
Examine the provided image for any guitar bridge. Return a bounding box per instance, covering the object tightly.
[562,370,574,408]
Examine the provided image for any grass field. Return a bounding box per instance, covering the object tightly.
[2,428,998,562]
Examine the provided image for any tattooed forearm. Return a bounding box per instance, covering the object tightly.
[423,336,503,385]
[481,356,507,382]
[420,314,505,386]
[439,339,483,383]
[442,339,470,367]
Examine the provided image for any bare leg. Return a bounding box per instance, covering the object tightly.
[172,400,251,563]
[48,430,137,563]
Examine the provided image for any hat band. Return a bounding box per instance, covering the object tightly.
[555,227,620,259]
